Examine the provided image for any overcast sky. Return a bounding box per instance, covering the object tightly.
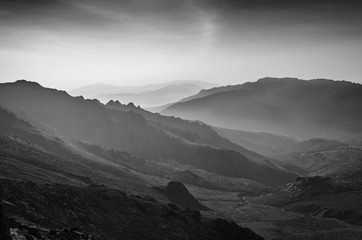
[1,0,362,90]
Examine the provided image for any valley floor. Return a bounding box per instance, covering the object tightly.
[190,188,362,240]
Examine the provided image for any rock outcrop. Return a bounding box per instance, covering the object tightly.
[156,181,209,211]
[0,202,12,240]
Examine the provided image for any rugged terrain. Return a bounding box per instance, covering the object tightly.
[0,180,264,240]
[0,80,296,186]
[260,176,362,226]
[1,79,362,239]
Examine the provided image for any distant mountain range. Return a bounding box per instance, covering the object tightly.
[162,77,362,140]
[97,83,203,107]
[69,80,218,107]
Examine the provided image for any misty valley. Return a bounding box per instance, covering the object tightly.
[2,0,362,239]
[1,78,362,240]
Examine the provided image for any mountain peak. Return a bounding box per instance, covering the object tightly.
[106,100,121,105]
[256,77,352,86]
[257,77,301,82]
[106,100,140,110]
[254,77,306,87]
[14,79,42,87]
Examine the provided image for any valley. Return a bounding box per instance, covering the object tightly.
[1,78,362,240]
[1,0,362,238]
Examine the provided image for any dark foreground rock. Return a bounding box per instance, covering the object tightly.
[9,222,94,240]
[156,181,209,211]
[0,180,264,240]
[0,203,12,240]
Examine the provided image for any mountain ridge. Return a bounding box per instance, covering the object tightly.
[0,80,296,186]
[163,77,362,140]
[69,80,218,107]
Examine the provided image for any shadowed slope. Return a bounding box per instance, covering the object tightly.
[0,180,265,240]
[156,181,209,211]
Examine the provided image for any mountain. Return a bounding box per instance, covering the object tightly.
[145,102,174,113]
[0,94,267,239]
[162,77,362,140]
[69,83,127,99]
[2,79,362,240]
[0,106,163,194]
[177,84,245,103]
[212,127,362,179]
[69,80,218,106]
[105,100,282,160]
[97,83,205,107]
[0,80,296,186]
[145,83,239,113]
[145,83,237,112]
[104,100,298,186]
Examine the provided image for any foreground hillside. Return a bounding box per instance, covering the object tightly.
[0,180,264,240]
[163,77,362,140]
[198,175,362,240]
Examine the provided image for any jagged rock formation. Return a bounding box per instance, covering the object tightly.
[156,181,209,211]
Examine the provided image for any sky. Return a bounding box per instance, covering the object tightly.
[0,0,362,90]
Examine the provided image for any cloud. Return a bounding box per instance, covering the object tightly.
[207,0,362,10]
[0,0,224,52]
[0,0,361,88]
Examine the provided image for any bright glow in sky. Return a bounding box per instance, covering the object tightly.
[1,0,362,90]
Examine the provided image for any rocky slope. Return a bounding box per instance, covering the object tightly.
[156,181,209,211]
[0,180,265,240]
[261,176,362,226]
[276,138,362,178]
